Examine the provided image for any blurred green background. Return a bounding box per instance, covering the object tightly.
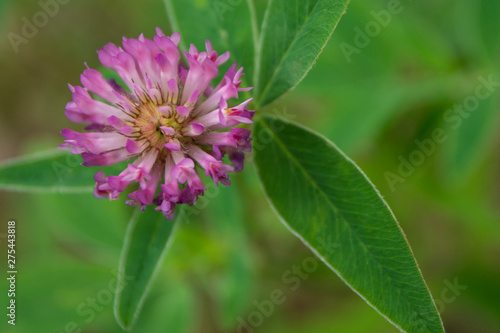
[1,0,499,332]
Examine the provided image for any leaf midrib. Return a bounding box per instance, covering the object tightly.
[119,212,164,327]
[257,118,437,332]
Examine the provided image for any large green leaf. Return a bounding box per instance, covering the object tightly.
[255,0,350,107]
[164,0,257,86]
[114,208,180,330]
[0,149,122,193]
[253,115,444,333]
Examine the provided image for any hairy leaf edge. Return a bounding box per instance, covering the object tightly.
[255,0,351,107]
[114,208,180,330]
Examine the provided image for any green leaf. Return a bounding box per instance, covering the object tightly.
[31,192,127,251]
[253,115,444,333]
[114,208,180,330]
[319,75,460,154]
[0,149,123,193]
[255,0,350,107]
[164,0,257,86]
[132,279,197,333]
[479,0,500,62]
[207,183,255,328]
[443,80,500,183]
[100,66,129,92]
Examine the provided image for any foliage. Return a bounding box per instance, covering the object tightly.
[1,0,499,332]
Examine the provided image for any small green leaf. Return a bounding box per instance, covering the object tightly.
[134,279,197,333]
[255,0,350,107]
[443,81,500,183]
[164,0,257,86]
[100,66,129,92]
[207,183,255,328]
[0,149,122,193]
[114,208,180,330]
[479,0,500,62]
[253,115,444,333]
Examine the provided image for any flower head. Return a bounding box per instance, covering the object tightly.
[59,28,253,219]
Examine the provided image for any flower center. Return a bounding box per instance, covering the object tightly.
[130,100,193,151]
